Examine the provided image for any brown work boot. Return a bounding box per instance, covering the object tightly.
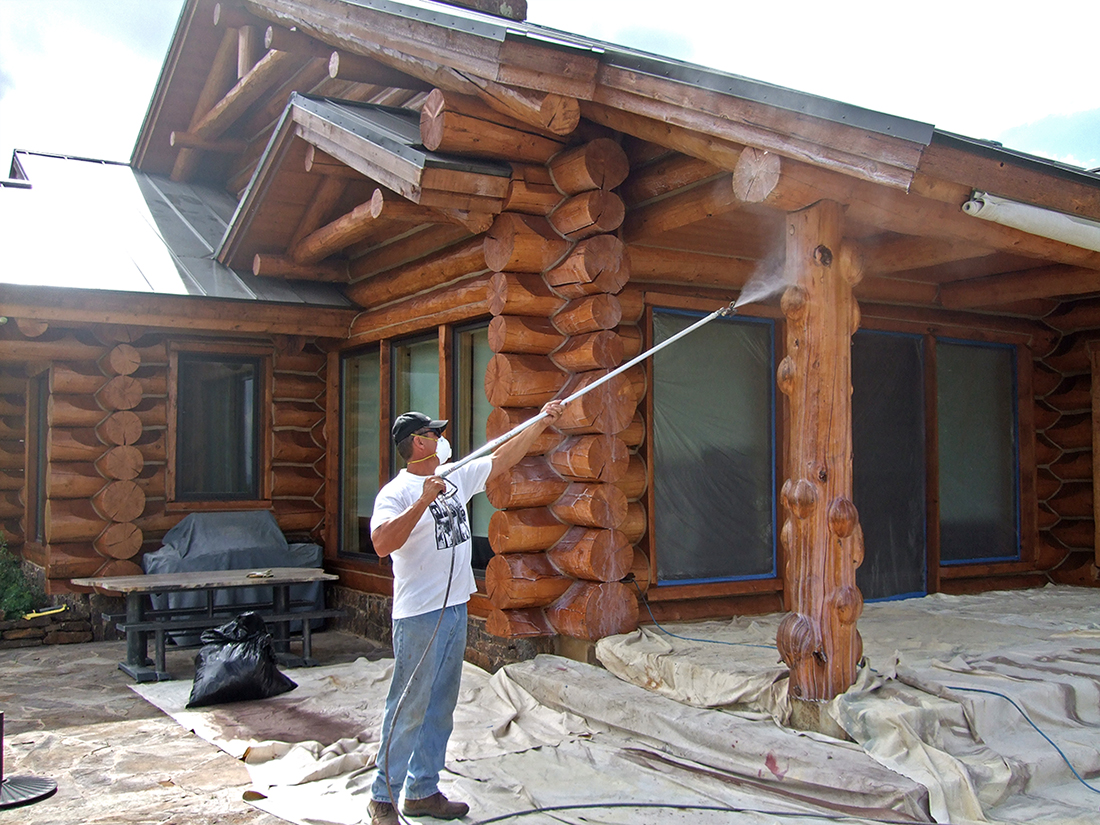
[402,791,469,819]
[369,799,399,825]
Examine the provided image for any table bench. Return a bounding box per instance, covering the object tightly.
[72,567,343,682]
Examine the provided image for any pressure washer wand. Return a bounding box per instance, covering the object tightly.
[440,300,737,478]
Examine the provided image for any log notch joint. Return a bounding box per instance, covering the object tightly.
[775,199,866,703]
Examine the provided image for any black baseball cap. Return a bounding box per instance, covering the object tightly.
[392,412,447,444]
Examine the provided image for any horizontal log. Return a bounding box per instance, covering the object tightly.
[272,466,323,499]
[92,479,145,523]
[347,276,491,342]
[134,464,167,498]
[253,253,349,282]
[273,499,324,533]
[42,543,106,579]
[1048,482,1093,519]
[1048,450,1092,481]
[1044,413,1090,451]
[97,375,143,411]
[94,521,143,560]
[626,245,756,289]
[347,236,487,308]
[488,507,569,553]
[95,445,143,480]
[485,353,566,408]
[617,325,643,359]
[548,526,632,582]
[1046,375,1091,411]
[45,462,103,500]
[546,580,638,641]
[272,372,324,402]
[487,407,564,456]
[134,429,167,463]
[273,428,326,464]
[503,172,562,216]
[486,552,572,609]
[50,364,104,396]
[1033,437,1061,467]
[1048,519,1093,549]
[420,89,566,163]
[544,234,629,299]
[487,315,565,354]
[550,482,628,530]
[0,416,23,441]
[940,264,1100,310]
[0,442,22,471]
[619,153,721,206]
[49,428,105,462]
[0,489,21,520]
[486,607,554,638]
[134,502,185,537]
[0,470,22,492]
[555,371,639,435]
[273,401,326,430]
[621,501,648,544]
[548,191,625,240]
[622,174,738,243]
[552,293,622,336]
[1032,365,1062,397]
[1032,404,1060,432]
[0,335,105,363]
[45,499,108,543]
[486,457,568,510]
[483,214,570,274]
[550,331,624,373]
[1036,469,1060,502]
[548,434,629,483]
[630,548,652,593]
[548,139,630,195]
[488,272,565,317]
[612,454,649,501]
[97,410,143,446]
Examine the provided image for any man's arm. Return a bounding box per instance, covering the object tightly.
[487,400,564,482]
[370,475,446,557]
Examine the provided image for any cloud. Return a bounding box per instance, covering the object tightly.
[999,109,1100,171]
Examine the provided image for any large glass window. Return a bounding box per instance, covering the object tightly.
[454,323,494,570]
[391,336,440,473]
[852,331,927,599]
[651,310,776,584]
[341,348,381,555]
[936,339,1020,563]
[175,354,260,500]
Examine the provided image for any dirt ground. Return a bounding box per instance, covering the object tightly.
[1,630,388,825]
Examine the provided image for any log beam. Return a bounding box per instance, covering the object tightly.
[420,89,566,164]
[253,253,349,282]
[621,174,738,243]
[940,264,1100,309]
[775,200,864,704]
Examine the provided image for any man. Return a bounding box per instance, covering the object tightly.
[368,401,564,825]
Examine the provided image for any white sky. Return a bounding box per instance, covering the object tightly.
[1,0,1098,173]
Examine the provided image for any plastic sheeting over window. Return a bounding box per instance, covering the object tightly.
[852,331,927,600]
[652,310,775,584]
[936,340,1020,563]
[340,348,381,555]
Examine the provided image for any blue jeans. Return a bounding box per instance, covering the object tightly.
[371,603,467,804]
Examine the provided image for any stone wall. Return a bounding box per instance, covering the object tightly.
[331,584,554,672]
[0,609,93,648]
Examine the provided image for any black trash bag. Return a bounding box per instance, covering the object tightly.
[186,611,297,708]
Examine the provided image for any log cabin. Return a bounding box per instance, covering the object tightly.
[3,0,1100,705]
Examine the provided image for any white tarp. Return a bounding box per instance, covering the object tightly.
[133,586,1100,825]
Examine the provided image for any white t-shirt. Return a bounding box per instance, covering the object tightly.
[371,457,493,620]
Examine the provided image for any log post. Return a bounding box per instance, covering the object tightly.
[774,199,865,705]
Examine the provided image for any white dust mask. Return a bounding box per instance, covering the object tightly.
[435,436,452,463]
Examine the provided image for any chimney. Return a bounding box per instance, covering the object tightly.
[441,1,527,21]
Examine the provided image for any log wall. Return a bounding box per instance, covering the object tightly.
[1032,330,1098,577]
[3,322,327,595]
[482,137,641,641]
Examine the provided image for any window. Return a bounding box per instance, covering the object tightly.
[25,372,48,544]
[651,309,776,584]
[453,322,494,570]
[936,339,1020,563]
[340,348,382,555]
[169,349,267,504]
[391,335,440,474]
[852,331,927,600]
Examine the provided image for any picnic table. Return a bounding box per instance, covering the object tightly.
[72,567,342,682]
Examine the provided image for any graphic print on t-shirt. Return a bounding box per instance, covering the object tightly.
[429,495,471,550]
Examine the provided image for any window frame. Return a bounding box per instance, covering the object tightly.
[337,344,383,557]
[166,341,272,511]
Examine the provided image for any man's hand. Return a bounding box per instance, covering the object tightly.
[419,475,446,502]
[542,400,564,423]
